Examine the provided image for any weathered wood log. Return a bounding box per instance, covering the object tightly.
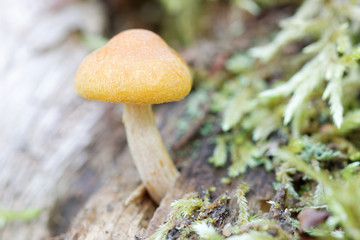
[65,149,156,240]
[0,1,196,238]
[0,1,110,239]
[63,101,188,240]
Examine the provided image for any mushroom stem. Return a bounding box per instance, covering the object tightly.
[123,103,179,204]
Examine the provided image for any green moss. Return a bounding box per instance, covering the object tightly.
[157,0,360,238]
[148,184,293,240]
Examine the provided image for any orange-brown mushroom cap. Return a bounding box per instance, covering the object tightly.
[74,29,192,104]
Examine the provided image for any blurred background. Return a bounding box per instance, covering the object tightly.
[0,0,295,239]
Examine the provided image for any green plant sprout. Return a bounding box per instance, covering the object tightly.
[149,194,208,240]
[235,183,250,228]
[0,207,40,228]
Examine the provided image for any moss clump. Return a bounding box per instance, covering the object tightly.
[156,0,360,239]
[149,183,293,240]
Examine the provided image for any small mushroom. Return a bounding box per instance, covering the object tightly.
[74,29,192,204]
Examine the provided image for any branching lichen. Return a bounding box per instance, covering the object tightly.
[250,0,360,130]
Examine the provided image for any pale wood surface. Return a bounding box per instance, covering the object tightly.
[0,0,187,236]
[64,100,188,240]
[65,149,157,240]
[0,1,114,239]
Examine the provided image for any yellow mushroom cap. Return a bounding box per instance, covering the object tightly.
[74,29,192,104]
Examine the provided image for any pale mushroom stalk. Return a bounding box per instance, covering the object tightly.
[123,103,178,203]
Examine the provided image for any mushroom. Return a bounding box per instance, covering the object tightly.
[74,29,192,204]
